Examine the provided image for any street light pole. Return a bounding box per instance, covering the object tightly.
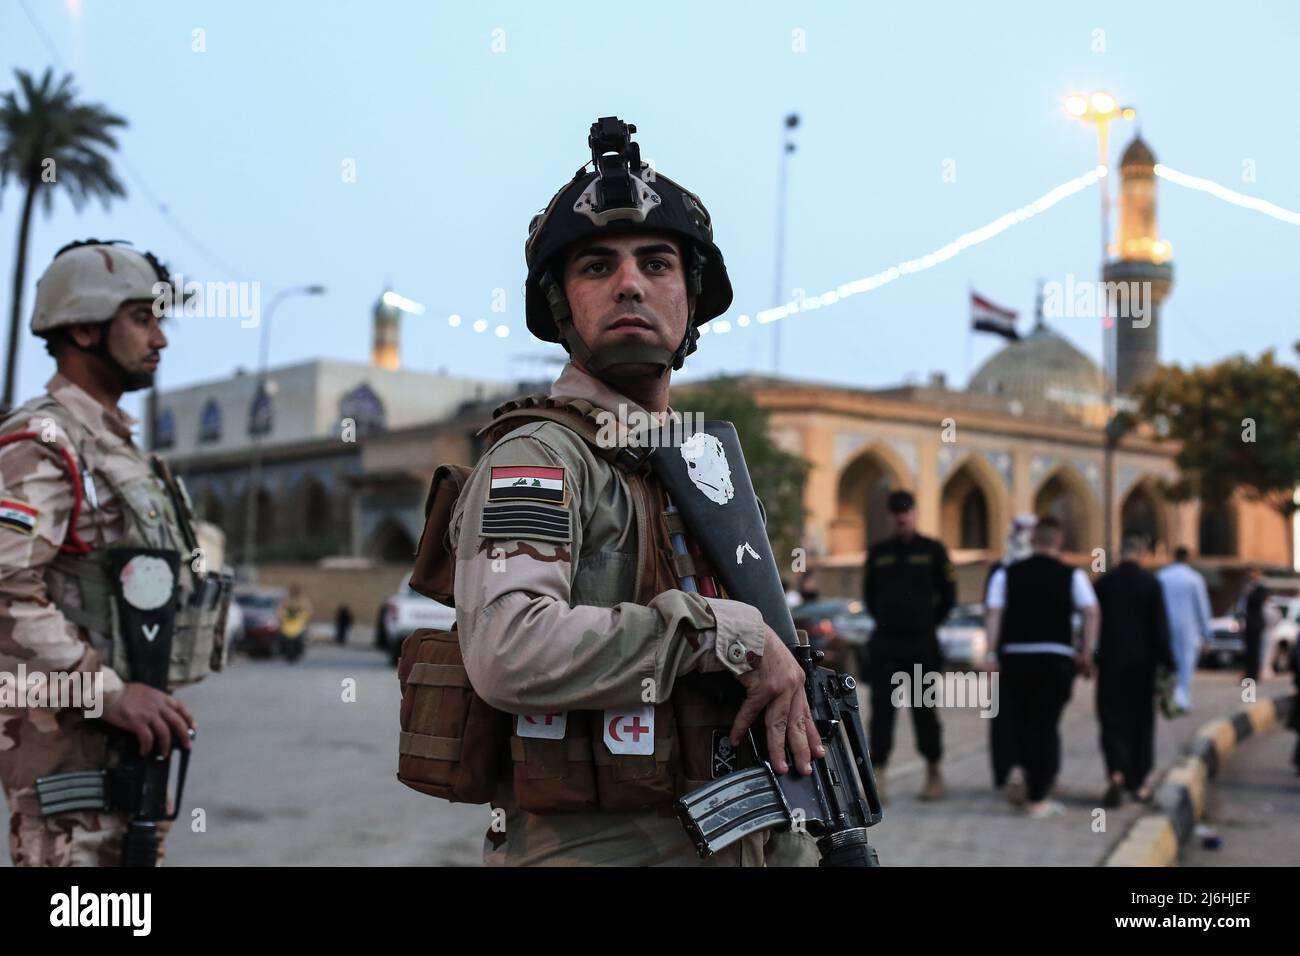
[772,113,799,375]
[1065,92,1133,562]
[240,284,325,573]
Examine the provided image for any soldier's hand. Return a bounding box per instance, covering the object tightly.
[101,683,195,757]
[729,629,824,776]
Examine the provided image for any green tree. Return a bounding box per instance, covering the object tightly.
[1125,350,1300,568]
[1,68,127,410]
[672,376,810,571]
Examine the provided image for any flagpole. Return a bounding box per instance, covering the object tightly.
[965,288,973,385]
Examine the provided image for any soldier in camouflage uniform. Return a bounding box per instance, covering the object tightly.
[450,118,822,866]
[0,240,222,866]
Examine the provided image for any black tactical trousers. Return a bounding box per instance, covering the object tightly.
[867,636,944,767]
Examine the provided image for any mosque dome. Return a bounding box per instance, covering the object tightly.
[968,322,1105,422]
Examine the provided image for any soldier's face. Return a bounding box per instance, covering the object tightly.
[107,300,168,390]
[560,233,694,376]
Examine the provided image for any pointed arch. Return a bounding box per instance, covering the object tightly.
[833,442,914,553]
[940,452,1008,552]
[1032,464,1099,554]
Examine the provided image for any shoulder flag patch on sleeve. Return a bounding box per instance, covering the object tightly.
[489,465,566,504]
[0,498,40,537]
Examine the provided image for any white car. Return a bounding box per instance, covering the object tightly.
[380,573,456,664]
[1264,596,1298,676]
[938,604,992,669]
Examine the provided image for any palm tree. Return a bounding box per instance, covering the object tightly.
[0,68,127,411]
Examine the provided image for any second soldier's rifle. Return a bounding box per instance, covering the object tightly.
[36,547,193,867]
[649,421,883,867]
[106,547,192,867]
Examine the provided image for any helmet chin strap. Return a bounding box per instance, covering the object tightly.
[541,271,698,379]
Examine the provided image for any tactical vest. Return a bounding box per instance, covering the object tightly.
[398,394,758,813]
[0,394,230,688]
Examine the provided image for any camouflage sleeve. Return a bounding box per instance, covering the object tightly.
[0,422,125,704]
[451,430,766,715]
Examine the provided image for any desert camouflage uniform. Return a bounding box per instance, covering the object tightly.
[0,374,170,866]
[451,361,820,866]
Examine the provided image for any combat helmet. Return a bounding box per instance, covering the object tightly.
[524,117,732,376]
[31,239,175,335]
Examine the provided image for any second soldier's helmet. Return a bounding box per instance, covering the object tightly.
[524,117,733,375]
[30,240,173,336]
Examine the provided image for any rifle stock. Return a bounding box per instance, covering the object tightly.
[650,421,883,867]
[105,547,190,867]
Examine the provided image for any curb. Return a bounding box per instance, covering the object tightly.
[1103,691,1296,866]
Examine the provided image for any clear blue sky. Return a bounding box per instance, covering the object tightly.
[3,0,1297,419]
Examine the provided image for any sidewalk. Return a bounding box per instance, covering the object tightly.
[1183,720,1300,867]
[864,669,1290,866]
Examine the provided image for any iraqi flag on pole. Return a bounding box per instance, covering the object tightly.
[971,292,1019,340]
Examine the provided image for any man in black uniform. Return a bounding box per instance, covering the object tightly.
[862,490,955,803]
[1237,566,1270,683]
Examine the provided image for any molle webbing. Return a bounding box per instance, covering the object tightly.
[476,394,653,475]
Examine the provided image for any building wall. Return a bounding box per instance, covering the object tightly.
[255,563,413,627]
[153,359,510,457]
[757,384,1290,601]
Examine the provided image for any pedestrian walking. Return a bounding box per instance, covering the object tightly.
[1155,546,1212,712]
[984,516,1098,819]
[335,603,353,645]
[985,513,1036,801]
[1094,535,1175,807]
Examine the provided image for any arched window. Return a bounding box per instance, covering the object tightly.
[339,383,386,436]
[199,400,222,444]
[249,384,273,437]
[154,409,175,450]
[959,489,989,549]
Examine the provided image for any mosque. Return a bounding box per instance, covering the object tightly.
[152,136,1293,615]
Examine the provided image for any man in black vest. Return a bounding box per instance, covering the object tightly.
[984,515,1098,818]
[862,489,955,803]
[1093,535,1175,807]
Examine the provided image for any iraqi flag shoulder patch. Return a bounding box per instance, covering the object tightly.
[489,465,566,504]
[0,498,40,537]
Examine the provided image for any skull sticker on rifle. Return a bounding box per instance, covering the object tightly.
[681,432,734,505]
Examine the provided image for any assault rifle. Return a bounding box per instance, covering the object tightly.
[649,421,883,867]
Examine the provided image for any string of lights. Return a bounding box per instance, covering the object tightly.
[702,167,1105,337]
[1155,164,1300,226]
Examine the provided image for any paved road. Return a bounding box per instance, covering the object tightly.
[5,634,1291,866]
[867,667,1288,866]
[164,638,485,865]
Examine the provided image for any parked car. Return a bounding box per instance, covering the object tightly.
[1264,596,1297,675]
[233,587,286,658]
[381,573,456,665]
[791,598,872,678]
[1200,615,1244,668]
[937,604,992,669]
